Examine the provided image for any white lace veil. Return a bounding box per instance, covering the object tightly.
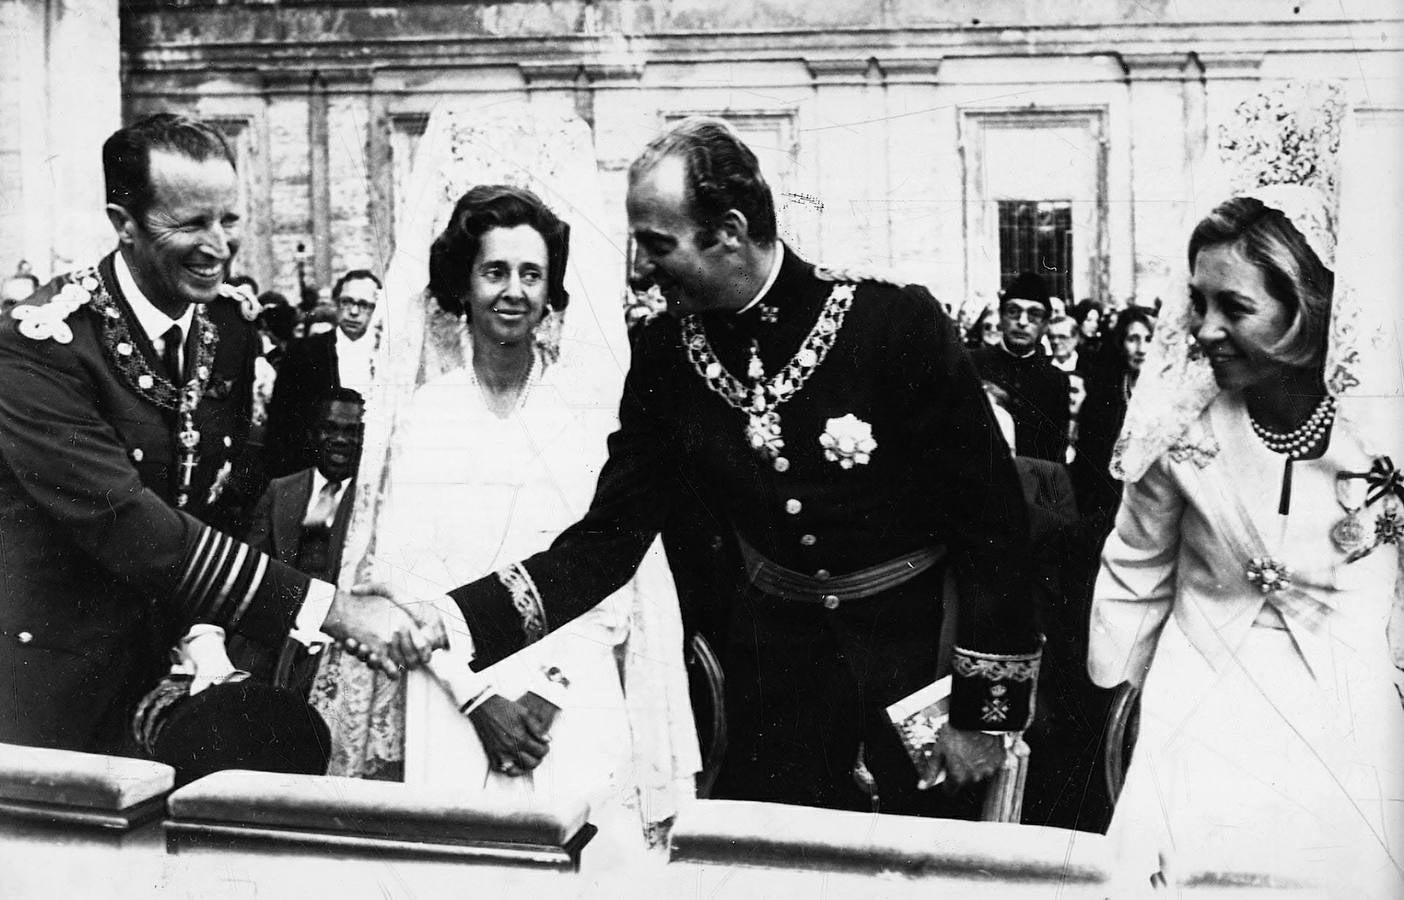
[314,104,699,823]
[1112,81,1404,483]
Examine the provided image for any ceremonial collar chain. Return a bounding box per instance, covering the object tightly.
[1249,393,1336,459]
[85,266,219,509]
[682,282,856,462]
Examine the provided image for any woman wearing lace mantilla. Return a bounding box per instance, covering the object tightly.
[310,109,699,856]
[1089,85,1404,895]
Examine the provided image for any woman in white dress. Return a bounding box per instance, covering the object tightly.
[312,109,698,853]
[1088,182,1404,895]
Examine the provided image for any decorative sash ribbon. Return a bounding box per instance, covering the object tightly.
[1339,455,1404,507]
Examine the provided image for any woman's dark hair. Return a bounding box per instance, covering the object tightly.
[1070,298,1103,330]
[427,185,570,318]
[1187,195,1332,369]
[1108,305,1156,373]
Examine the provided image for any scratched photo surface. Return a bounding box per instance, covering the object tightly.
[1,1,1401,898]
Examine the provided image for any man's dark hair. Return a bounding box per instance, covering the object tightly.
[257,303,297,344]
[103,113,235,222]
[332,269,382,300]
[629,117,778,245]
[227,274,258,294]
[317,387,365,420]
[428,184,571,318]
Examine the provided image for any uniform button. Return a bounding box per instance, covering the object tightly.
[800,534,817,547]
[131,448,144,462]
[17,631,33,644]
[773,457,790,473]
[784,499,802,515]
[821,594,840,610]
[815,569,831,580]
[223,436,232,448]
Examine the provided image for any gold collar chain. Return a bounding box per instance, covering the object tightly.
[682,282,856,461]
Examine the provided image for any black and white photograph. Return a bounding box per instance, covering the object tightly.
[0,1,1400,897]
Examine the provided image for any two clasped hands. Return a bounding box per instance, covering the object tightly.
[317,580,552,777]
[320,580,446,675]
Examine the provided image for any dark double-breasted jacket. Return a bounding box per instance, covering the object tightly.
[449,245,1042,731]
[0,253,311,754]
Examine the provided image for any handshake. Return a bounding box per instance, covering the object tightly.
[319,581,452,676]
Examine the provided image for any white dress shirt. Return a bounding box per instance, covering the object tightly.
[114,253,194,375]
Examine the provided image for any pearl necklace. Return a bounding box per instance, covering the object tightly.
[469,347,538,418]
[1249,393,1335,459]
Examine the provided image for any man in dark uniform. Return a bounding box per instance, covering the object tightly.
[0,113,430,757]
[971,272,1072,463]
[417,118,1040,816]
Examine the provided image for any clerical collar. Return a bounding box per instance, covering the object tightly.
[733,244,784,317]
[998,339,1040,361]
[114,251,195,349]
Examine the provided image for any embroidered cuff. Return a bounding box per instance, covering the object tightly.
[495,563,547,645]
[949,645,1041,732]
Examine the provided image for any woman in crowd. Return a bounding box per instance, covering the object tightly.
[314,109,698,859]
[964,302,1002,349]
[1088,188,1403,894]
[1069,306,1154,527]
[1070,298,1104,360]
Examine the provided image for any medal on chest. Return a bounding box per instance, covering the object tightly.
[1330,471,1372,554]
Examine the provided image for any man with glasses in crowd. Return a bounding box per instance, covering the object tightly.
[972,271,1071,463]
[1046,313,1082,375]
[264,269,381,478]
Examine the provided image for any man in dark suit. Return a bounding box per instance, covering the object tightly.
[415,118,1040,817]
[235,387,364,688]
[971,272,1072,463]
[262,269,380,478]
[0,113,430,757]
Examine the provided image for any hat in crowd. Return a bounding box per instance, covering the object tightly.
[1005,271,1052,312]
[146,679,331,787]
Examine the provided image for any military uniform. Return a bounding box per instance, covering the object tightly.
[0,254,311,755]
[448,246,1040,813]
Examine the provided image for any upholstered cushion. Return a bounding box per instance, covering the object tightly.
[168,770,589,847]
[670,800,1111,882]
[0,742,173,811]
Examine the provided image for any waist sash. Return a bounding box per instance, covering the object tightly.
[737,536,945,606]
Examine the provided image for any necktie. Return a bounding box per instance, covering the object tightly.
[303,479,341,528]
[162,324,184,385]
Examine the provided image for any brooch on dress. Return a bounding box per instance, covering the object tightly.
[1246,557,1293,594]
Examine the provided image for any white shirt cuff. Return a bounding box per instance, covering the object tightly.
[291,579,337,646]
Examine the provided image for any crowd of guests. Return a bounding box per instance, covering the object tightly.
[0,107,1398,896]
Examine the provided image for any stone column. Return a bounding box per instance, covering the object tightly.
[0,0,120,279]
[804,57,883,264]
[1122,52,1200,307]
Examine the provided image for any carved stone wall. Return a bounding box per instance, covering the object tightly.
[0,0,120,279]
[15,0,1393,308]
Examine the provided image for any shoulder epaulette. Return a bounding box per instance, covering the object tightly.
[215,283,260,322]
[812,264,908,288]
[9,266,101,344]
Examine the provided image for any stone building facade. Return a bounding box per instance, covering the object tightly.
[4,1,1400,312]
